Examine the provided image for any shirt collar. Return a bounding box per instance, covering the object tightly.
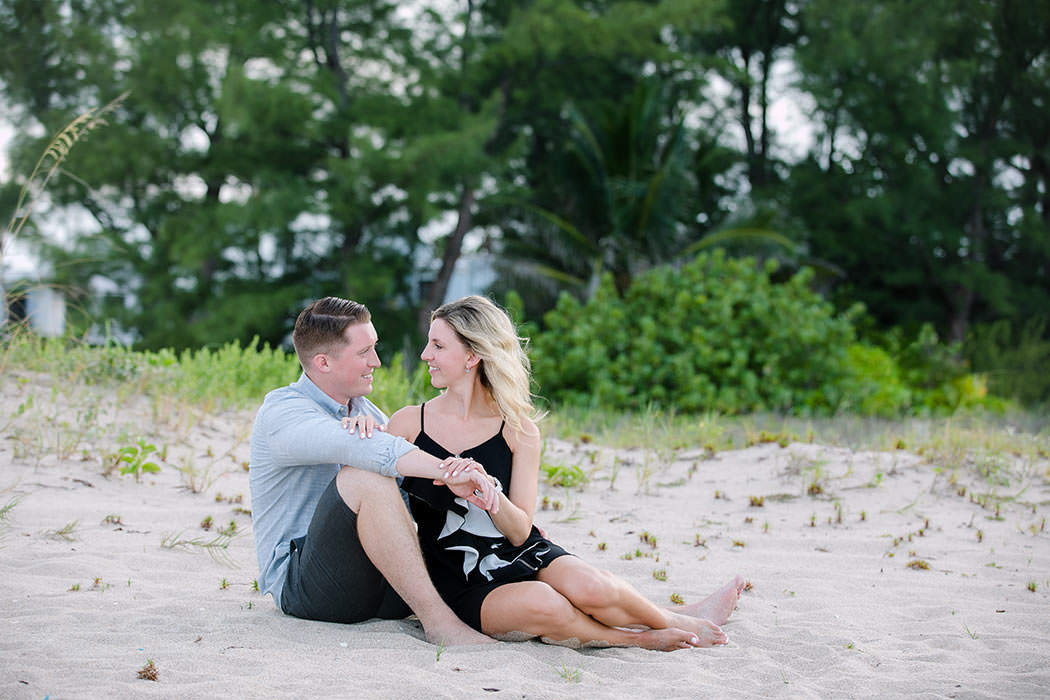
[292,372,350,419]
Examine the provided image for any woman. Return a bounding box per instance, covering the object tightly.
[377,296,745,651]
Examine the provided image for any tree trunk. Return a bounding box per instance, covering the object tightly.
[417,186,475,335]
[949,284,973,344]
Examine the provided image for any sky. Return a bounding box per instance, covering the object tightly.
[0,118,41,279]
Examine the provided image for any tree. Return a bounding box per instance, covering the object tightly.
[688,0,798,194]
[0,0,487,349]
[496,78,698,300]
[789,0,1050,341]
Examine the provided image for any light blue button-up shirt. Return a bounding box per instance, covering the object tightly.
[249,373,417,607]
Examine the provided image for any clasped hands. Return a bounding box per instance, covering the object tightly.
[341,414,500,513]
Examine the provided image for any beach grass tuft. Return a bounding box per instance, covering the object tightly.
[160,531,239,567]
[137,659,159,681]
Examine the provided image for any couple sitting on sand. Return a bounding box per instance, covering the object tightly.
[249,295,745,650]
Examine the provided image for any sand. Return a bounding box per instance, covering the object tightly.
[1,371,1048,699]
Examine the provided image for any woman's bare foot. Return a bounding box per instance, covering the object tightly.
[663,614,729,647]
[673,574,746,626]
[634,626,709,651]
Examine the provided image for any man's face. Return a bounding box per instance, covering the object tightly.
[320,321,381,403]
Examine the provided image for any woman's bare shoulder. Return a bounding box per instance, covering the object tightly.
[505,416,542,452]
[386,404,422,440]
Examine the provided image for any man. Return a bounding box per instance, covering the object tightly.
[249,296,498,645]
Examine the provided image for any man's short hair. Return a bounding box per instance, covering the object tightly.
[292,297,371,368]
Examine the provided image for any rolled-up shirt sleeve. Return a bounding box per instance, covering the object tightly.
[260,393,416,477]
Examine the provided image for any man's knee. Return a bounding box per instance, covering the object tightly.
[335,466,401,513]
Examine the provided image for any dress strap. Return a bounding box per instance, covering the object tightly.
[420,401,427,432]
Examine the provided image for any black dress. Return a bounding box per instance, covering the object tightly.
[402,402,570,631]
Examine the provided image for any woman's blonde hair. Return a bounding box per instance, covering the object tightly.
[432,295,541,435]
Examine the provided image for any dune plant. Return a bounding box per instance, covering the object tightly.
[160,531,238,567]
[0,497,18,545]
[1,92,129,318]
[541,462,588,488]
[110,439,162,482]
[137,659,159,682]
[559,665,582,683]
[45,520,79,541]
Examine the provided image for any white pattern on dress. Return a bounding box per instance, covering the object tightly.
[438,497,507,578]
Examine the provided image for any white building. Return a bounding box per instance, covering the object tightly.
[2,279,66,337]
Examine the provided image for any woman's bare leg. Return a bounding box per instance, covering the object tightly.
[669,574,747,626]
[480,580,698,651]
[536,557,728,647]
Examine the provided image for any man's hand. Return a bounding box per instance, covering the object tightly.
[436,457,500,513]
[340,414,385,439]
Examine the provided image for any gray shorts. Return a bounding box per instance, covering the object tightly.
[280,477,410,623]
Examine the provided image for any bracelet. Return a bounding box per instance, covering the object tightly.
[490,475,503,494]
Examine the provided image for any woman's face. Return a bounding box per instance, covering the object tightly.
[421,318,474,388]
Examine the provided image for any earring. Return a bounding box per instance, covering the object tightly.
[465,366,471,373]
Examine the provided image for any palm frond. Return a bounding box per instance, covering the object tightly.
[681,227,798,259]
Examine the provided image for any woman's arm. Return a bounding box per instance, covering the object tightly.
[486,418,542,547]
[381,405,499,511]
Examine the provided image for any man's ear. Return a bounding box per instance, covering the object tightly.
[311,352,330,374]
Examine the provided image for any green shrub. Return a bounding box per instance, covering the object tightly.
[838,343,913,417]
[966,317,1050,408]
[367,353,438,415]
[846,324,1007,415]
[530,251,861,414]
[148,336,301,407]
[2,326,436,413]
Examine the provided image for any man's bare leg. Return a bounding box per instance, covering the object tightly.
[336,467,492,645]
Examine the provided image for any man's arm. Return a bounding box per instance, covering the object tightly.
[262,393,497,509]
[266,403,411,477]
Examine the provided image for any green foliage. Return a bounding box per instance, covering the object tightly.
[112,439,161,481]
[3,332,300,410]
[531,252,1003,416]
[2,0,1046,394]
[147,337,301,409]
[840,325,1001,416]
[790,0,1050,342]
[839,344,997,417]
[2,328,437,420]
[531,251,860,414]
[541,463,588,488]
[367,353,438,416]
[837,344,912,417]
[966,317,1050,408]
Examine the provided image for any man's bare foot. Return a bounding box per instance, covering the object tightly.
[672,574,746,626]
[425,620,496,646]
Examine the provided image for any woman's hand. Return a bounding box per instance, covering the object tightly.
[437,457,500,514]
[340,414,385,439]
